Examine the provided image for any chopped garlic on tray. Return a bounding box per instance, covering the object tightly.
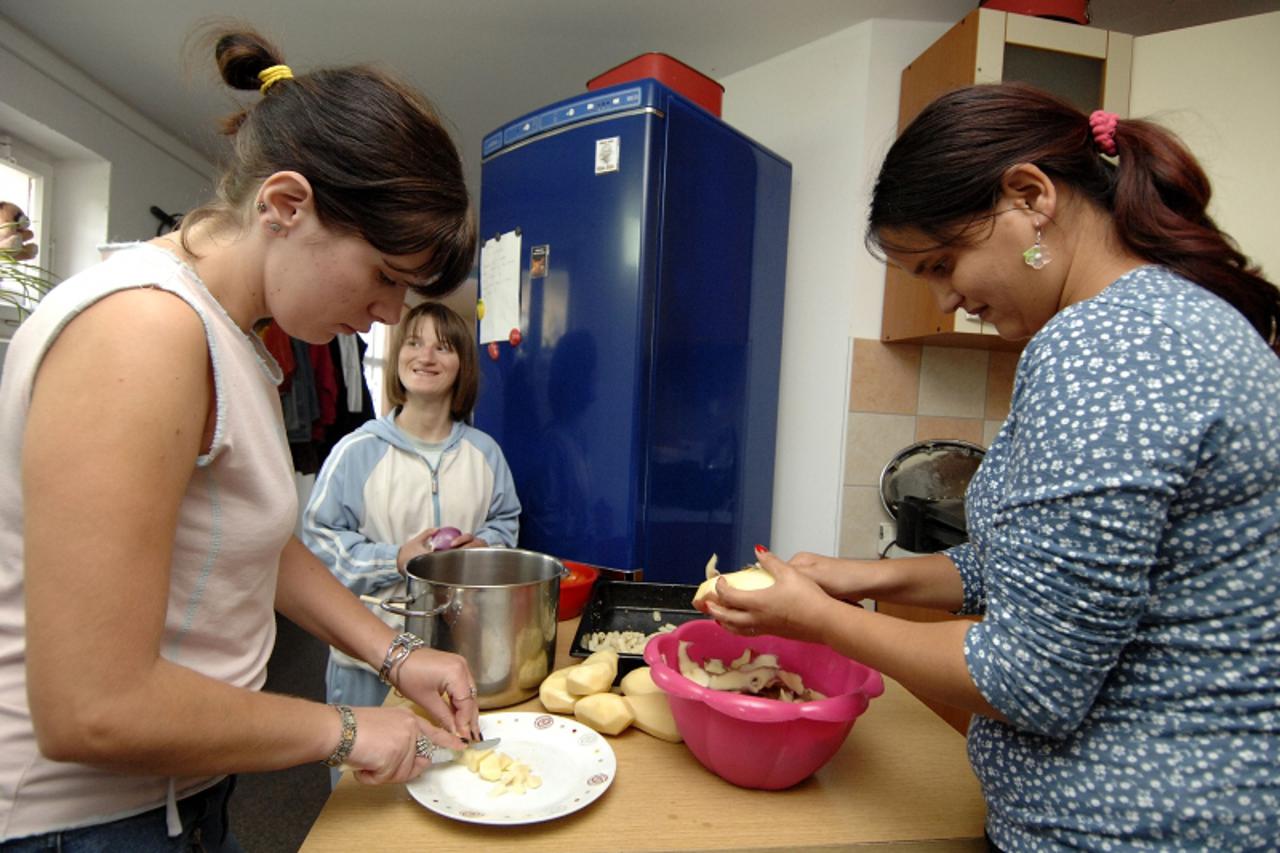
[584,624,677,655]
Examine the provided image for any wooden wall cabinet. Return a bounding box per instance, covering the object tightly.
[880,8,1134,349]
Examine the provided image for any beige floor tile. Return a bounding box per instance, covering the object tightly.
[915,416,985,446]
[839,485,892,560]
[985,350,1020,420]
[918,346,988,418]
[845,412,917,486]
[849,338,921,415]
[984,419,1005,447]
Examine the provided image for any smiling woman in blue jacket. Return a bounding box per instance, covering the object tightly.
[303,301,520,723]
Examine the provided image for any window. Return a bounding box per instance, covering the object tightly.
[1,160,39,229]
[1,136,53,373]
[1,137,50,255]
[360,325,389,415]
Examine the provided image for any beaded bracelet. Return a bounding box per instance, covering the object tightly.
[322,704,357,768]
[378,632,426,686]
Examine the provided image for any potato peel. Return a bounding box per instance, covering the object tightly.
[677,641,825,702]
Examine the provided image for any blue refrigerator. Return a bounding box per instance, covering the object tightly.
[475,79,791,584]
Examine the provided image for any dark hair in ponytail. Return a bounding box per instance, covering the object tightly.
[867,83,1279,352]
[180,22,475,299]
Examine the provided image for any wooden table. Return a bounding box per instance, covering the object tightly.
[300,618,986,852]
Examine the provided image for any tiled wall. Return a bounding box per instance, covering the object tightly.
[839,339,1019,559]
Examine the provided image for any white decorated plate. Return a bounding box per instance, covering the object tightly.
[406,712,616,826]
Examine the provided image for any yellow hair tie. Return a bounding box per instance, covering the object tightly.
[257,64,293,95]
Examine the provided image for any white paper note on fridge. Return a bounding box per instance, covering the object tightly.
[479,229,521,344]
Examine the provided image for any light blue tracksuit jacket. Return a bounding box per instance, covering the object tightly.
[301,411,520,703]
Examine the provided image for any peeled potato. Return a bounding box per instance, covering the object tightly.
[619,666,662,697]
[538,668,578,713]
[583,648,620,669]
[692,565,775,604]
[574,692,635,736]
[461,748,492,772]
[478,751,505,781]
[566,650,618,695]
[566,662,613,695]
[624,692,682,743]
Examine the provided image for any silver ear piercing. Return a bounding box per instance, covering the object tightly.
[268,222,282,233]
[1023,223,1050,269]
[256,201,267,213]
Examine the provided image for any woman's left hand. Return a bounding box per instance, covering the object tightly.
[702,547,836,645]
[391,647,483,743]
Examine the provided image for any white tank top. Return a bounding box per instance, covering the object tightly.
[0,243,297,839]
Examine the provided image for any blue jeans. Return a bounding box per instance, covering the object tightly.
[1,775,242,852]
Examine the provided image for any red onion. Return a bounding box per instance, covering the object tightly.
[427,526,463,552]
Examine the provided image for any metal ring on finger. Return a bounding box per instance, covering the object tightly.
[415,734,436,760]
[446,681,478,703]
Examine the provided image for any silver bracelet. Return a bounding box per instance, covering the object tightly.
[322,704,357,768]
[378,632,426,685]
[382,644,413,681]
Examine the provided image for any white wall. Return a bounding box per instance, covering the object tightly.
[1129,11,1280,281]
[722,19,951,557]
[0,18,214,278]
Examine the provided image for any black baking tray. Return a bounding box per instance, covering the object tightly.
[568,579,708,681]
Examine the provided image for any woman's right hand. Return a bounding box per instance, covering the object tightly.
[396,527,478,572]
[342,705,466,785]
[396,530,434,573]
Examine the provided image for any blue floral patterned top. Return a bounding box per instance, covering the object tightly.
[948,266,1280,851]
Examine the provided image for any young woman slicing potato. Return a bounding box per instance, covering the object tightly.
[0,24,482,849]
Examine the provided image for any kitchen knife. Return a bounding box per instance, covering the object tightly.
[430,737,502,765]
[339,737,501,772]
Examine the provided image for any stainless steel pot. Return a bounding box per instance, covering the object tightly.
[381,548,565,709]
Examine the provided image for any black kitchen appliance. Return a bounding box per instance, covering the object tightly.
[879,440,985,554]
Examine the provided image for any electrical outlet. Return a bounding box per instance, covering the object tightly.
[877,521,897,555]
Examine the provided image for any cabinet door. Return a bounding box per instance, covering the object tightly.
[997,12,1132,116]
[880,8,1132,349]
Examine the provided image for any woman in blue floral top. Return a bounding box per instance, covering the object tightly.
[699,83,1279,851]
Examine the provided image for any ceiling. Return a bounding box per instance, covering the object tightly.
[5,0,1279,195]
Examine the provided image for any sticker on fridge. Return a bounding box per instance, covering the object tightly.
[595,137,620,174]
[529,244,549,279]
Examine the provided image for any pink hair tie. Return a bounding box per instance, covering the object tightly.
[1089,110,1119,156]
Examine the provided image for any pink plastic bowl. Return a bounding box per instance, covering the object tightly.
[643,619,884,789]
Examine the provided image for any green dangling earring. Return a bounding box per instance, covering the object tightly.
[1023,224,1050,270]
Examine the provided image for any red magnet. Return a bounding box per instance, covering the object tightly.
[487,341,500,361]
[508,328,523,347]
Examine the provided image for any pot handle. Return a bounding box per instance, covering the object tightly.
[377,589,454,618]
